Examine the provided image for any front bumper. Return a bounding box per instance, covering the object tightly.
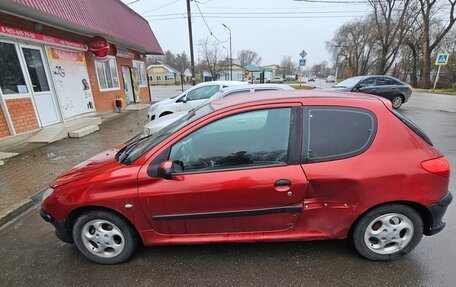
[40,209,73,244]
[425,192,453,236]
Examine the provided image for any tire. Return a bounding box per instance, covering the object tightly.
[72,210,139,264]
[392,95,403,109]
[352,204,423,261]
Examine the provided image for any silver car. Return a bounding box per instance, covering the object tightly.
[143,84,294,136]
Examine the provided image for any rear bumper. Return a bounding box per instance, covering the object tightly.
[40,209,73,244]
[425,192,452,236]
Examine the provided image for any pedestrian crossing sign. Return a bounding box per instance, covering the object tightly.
[435,53,449,66]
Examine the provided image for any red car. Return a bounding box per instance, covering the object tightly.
[41,90,452,264]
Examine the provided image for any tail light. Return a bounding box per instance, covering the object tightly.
[408,84,413,93]
[421,157,450,177]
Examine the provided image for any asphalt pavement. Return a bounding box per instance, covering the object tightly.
[1,91,456,286]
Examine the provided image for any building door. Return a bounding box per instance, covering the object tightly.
[121,66,135,104]
[19,44,60,126]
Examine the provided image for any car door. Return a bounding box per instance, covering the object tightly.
[183,85,221,112]
[375,77,396,101]
[355,77,378,95]
[137,104,307,235]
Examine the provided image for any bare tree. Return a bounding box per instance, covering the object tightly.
[236,49,262,67]
[279,56,296,75]
[198,37,226,80]
[369,0,415,74]
[418,0,456,88]
[327,18,377,77]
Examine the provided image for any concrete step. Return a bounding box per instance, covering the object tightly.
[29,117,102,143]
[68,125,99,138]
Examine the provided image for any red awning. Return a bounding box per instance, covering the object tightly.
[12,0,163,54]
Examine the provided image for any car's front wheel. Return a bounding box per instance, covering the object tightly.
[352,204,423,261]
[72,210,139,264]
[392,95,403,109]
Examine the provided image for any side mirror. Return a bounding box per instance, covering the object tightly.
[158,161,173,180]
[157,161,183,180]
[182,96,187,103]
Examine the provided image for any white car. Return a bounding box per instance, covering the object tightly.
[147,81,245,121]
[144,83,294,136]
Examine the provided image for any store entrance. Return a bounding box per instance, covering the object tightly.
[19,44,60,126]
[121,65,135,104]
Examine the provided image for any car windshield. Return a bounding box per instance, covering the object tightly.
[120,103,214,164]
[333,76,364,88]
[171,91,185,99]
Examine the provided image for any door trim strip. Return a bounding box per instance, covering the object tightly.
[151,205,302,220]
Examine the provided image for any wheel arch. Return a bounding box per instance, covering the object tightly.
[347,201,432,239]
[66,205,143,245]
[159,111,173,117]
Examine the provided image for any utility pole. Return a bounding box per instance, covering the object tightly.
[186,0,196,86]
[222,24,232,81]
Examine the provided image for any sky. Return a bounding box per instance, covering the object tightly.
[123,0,371,67]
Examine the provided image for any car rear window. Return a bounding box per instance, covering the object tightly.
[302,107,377,163]
[392,110,433,146]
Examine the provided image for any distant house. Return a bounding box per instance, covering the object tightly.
[218,64,244,81]
[183,69,192,83]
[147,62,181,85]
[262,64,279,80]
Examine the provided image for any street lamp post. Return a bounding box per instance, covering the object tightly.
[222,23,232,81]
[222,46,229,80]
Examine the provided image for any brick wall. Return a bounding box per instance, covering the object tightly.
[0,105,11,138]
[5,98,39,134]
[0,11,151,115]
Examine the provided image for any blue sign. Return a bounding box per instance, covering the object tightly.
[435,53,449,66]
[299,58,306,66]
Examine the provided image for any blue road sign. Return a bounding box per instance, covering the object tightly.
[435,53,449,66]
[299,58,306,66]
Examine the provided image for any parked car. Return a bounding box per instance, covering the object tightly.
[308,76,316,82]
[143,84,294,136]
[329,75,412,109]
[41,90,451,264]
[326,75,335,83]
[147,81,245,121]
[268,77,284,84]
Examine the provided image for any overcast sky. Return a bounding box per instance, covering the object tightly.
[124,0,371,67]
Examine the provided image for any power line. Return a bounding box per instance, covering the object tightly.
[146,10,368,17]
[146,14,369,21]
[193,0,229,43]
[141,0,180,15]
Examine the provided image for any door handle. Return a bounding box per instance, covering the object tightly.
[274,179,292,194]
[275,179,291,187]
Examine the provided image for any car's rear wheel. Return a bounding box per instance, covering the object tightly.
[392,95,403,109]
[73,210,139,264]
[352,204,423,261]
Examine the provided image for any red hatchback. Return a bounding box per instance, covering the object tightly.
[41,90,452,264]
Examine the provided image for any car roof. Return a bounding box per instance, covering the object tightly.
[210,89,387,111]
[219,83,293,94]
[195,80,245,87]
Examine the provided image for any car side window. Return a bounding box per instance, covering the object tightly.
[169,108,292,173]
[377,77,394,86]
[302,107,376,163]
[359,78,376,87]
[187,85,220,101]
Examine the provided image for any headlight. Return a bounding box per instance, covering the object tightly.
[42,187,54,201]
[149,105,158,113]
[143,127,151,136]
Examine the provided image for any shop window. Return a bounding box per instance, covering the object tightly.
[156,75,161,81]
[0,42,28,95]
[165,75,168,81]
[95,56,120,91]
[133,60,147,87]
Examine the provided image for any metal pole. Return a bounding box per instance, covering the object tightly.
[223,24,232,81]
[186,0,196,86]
[433,65,441,92]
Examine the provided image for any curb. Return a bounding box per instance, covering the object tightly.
[0,199,35,227]
[0,188,46,228]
